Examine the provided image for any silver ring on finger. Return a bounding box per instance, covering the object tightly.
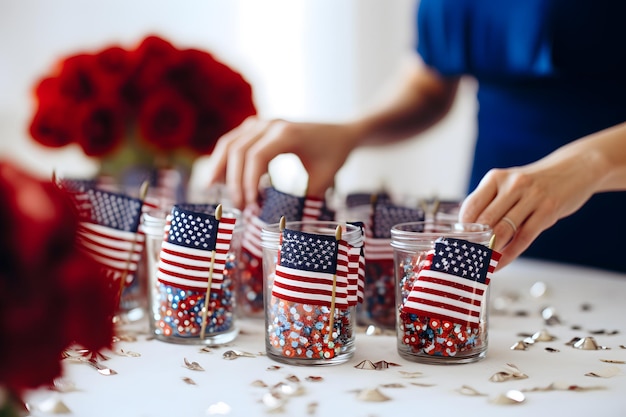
[501,216,517,234]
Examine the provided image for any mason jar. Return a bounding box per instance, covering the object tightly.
[391,221,496,364]
[261,221,363,365]
[145,205,243,345]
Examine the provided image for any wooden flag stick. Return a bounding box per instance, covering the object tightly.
[200,204,222,340]
[326,225,342,345]
[118,180,150,302]
[278,215,286,249]
[489,234,496,250]
[432,198,440,220]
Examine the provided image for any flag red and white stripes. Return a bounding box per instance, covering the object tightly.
[77,223,145,286]
[156,208,236,292]
[271,229,350,308]
[402,237,500,328]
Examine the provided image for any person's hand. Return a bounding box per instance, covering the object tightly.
[459,152,599,269]
[205,116,362,208]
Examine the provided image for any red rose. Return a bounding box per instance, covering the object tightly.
[75,100,125,157]
[138,88,197,151]
[0,161,116,395]
[28,102,75,148]
[29,34,257,158]
[57,53,101,103]
[189,58,256,154]
[91,46,135,112]
[94,46,134,87]
[122,35,178,108]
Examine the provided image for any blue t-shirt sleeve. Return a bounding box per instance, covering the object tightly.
[416,0,554,78]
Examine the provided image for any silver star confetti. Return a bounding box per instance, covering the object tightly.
[489,363,528,382]
[457,385,487,396]
[373,360,400,369]
[271,381,305,397]
[532,329,557,342]
[510,341,529,351]
[222,350,255,360]
[522,382,606,392]
[573,337,609,350]
[600,359,626,364]
[584,366,621,378]
[355,388,391,402]
[490,390,525,405]
[285,374,300,383]
[541,306,561,325]
[115,349,141,357]
[354,360,377,370]
[183,358,204,371]
[182,377,197,385]
[66,357,117,376]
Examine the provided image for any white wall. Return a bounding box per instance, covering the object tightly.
[0,0,476,201]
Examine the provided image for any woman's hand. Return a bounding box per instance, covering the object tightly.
[459,149,602,269]
[204,116,362,208]
[460,122,626,269]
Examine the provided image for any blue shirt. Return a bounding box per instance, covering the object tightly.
[417,0,626,272]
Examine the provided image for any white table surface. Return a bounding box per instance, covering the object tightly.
[25,258,626,417]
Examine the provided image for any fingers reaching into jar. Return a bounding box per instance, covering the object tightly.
[460,123,626,269]
[205,116,362,209]
[459,155,601,269]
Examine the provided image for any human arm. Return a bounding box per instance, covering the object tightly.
[459,121,626,269]
[204,57,460,208]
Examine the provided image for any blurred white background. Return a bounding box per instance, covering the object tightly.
[0,0,476,202]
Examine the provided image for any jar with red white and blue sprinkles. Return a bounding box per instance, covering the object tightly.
[391,221,496,364]
[144,205,243,345]
[261,221,364,366]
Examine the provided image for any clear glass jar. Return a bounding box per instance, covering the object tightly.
[391,221,495,364]
[261,221,363,365]
[144,206,243,345]
[337,204,395,329]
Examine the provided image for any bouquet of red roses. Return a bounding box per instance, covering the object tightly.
[28,35,256,176]
[0,160,116,402]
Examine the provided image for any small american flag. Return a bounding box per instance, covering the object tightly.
[54,177,98,219]
[272,228,349,308]
[157,205,236,292]
[75,188,145,287]
[402,237,501,328]
[345,191,391,208]
[365,201,425,261]
[347,222,366,305]
[242,187,324,259]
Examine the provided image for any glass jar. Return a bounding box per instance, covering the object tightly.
[261,221,363,365]
[144,206,243,345]
[391,221,496,364]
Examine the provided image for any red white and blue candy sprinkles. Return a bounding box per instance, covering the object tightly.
[397,252,483,357]
[266,294,354,360]
[360,259,396,329]
[236,248,265,317]
[155,253,237,338]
